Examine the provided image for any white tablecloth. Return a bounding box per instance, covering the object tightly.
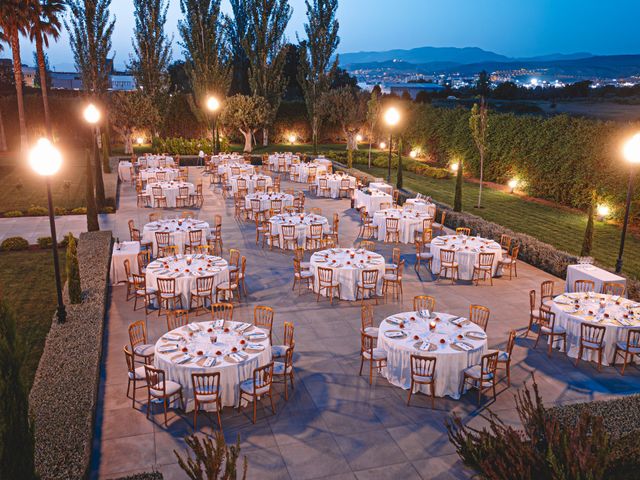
[369,182,393,195]
[313,158,332,169]
[154,321,271,410]
[565,265,626,295]
[404,199,436,217]
[230,175,273,194]
[373,208,433,244]
[138,155,174,168]
[245,192,294,212]
[139,167,180,182]
[143,218,210,256]
[268,213,329,248]
[269,154,297,171]
[110,241,140,285]
[145,182,195,208]
[549,292,640,365]
[354,189,392,214]
[309,248,385,301]
[430,235,503,280]
[378,311,488,399]
[118,161,133,182]
[292,163,327,183]
[145,254,230,307]
[211,154,243,164]
[316,174,356,199]
[218,163,254,178]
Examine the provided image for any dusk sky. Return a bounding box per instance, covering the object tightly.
[16,0,640,70]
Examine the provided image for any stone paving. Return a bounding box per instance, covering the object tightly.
[88,166,640,480]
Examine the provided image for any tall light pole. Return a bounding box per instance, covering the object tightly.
[207,96,221,157]
[616,133,640,273]
[384,107,400,182]
[83,103,100,232]
[29,139,66,323]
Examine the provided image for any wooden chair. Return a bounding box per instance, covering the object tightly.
[382,259,405,301]
[189,275,215,316]
[612,328,640,375]
[361,304,378,338]
[128,320,154,364]
[534,306,566,357]
[461,351,498,404]
[496,330,516,386]
[413,295,436,313]
[358,211,378,239]
[575,323,606,371]
[339,178,353,198]
[136,250,151,274]
[316,266,341,304]
[574,279,595,293]
[384,217,400,243]
[176,186,191,208]
[124,346,147,408]
[184,229,204,254]
[154,231,172,258]
[238,363,276,424]
[469,304,490,331]
[210,302,234,322]
[208,225,223,255]
[215,269,240,303]
[190,183,204,208]
[228,249,240,274]
[131,228,153,253]
[540,280,554,307]
[359,332,387,385]
[272,322,294,359]
[603,282,626,296]
[524,289,541,338]
[456,227,471,236]
[472,252,495,286]
[254,305,274,342]
[407,355,436,408]
[356,269,379,305]
[157,277,183,316]
[191,372,222,431]
[152,186,167,208]
[144,365,185,426]
[293,258,314,294]
[360,240,375,252]
[318,177,331,197]
[132,273,157,315]
[166,309,189,331]
[385,247,401,273]
[498,245,519,280]
[437,249,458,283]
[305,223,324,250]
[433,210,447,236]
[273,345,295,400]
[325,213,340,245]
[499,234,512,253]
[238,256,248,298]
[281,224,298,250]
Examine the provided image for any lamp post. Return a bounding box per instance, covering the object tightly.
[384,107,400,182]
[83,104,100,232]
[29,139,66,324]
[207,96,221,156]
[616,133,640,273]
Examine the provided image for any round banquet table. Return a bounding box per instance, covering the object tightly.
[403,198,437,217]
[145,254,230,307]
[118,161,133,181]
[230,174,273,194]
[139,167,180,182]
[354,188,392,215]
[549,292,640,365]
[373,208,433,244]
[430,235,503,281]
[292,163,327,183]
[309,248,385,301]
[316,174,356,199]
[218,163,254,178]
[268,154,297,172]
[154,320,271,410]
[145,181,195,208]
[268,212,329,248]
[138,155,174,168]
[142,218,210,256]
[245,192,294,212]
[378,311,488,399]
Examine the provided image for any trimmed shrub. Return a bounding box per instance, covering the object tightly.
[0,237,29,251]
[70,207,87,215]
[66,234,81,304]
[54,207,67,216]
[26,205,49,216]
[151,136,230,155]
[3,210,24,218]
[37,237,53,249]
[100,206,115,214]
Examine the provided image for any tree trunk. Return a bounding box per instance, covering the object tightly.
[124,135,133,155]
[262,127,268,147]
[0,104,7,151]
[368,141,372,168]
[85,148,99,232]
[346,132,358,151]
[454,162,463,212]
[35,32,53,139]
[93,127,106,209]
[312,116,318,155]
[241,129,253,152]
[10,32,28,153]
[476,148,484,208]
[396,137,403,190]
[101,130,111,173]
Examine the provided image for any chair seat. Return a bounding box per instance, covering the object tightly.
[159,292,179,299]
[300,262,311,269]
[191,288,213,297]
[150,380,182,397]
[541,325,566,334]
[581,339,603,349]
[239,379,270,396]
[412,374,433,383]
[441,262,458,268]
[363,348,387,361]
[417,252,433,260]
[385,263,397,270]
[364,326,379,337]
[273,362,293,375]
[217,282,238,290]
[128,366,146,380]
[136,287,157,295]
[133,344,155,357]
[383,274,399,281]
[319,281,340,288]
[463,364,494,380]
[497,351,509,362]
[616,341,640,354]
[127,276,135,283]
[474,264,493,271]
[296,271,314,279]
[195,385,220,403]
[271,345,290,358]
[357,281,377,289]
[499,258,515,264]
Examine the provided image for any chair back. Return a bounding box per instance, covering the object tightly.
[124,259,132,279]
[410,355,436,380]
[603,282,626,296]
[282,224,297,240]
[188,229,203,246]
[500,234,512,251]
[229,248,240,268]
[574,279,595,293]
[210,302,234,321]
[477,252,495,268]
[254,305,275,331]
[541,280,554,304]
[396,259,405,279]
[192,371,221,401]
[132,273,146,292]
[131,228,143,242]
[361,305,374,331]
[580,323,605,346]
[625,328,640,349]
[309,223,323,238]
[252,362,274,392]
[137,251,151,271]
[155,231,170,247]
[469,304,490,331]
[251,198,262,214]
[440,249,456,265]
[178,186,189,197]
[386,217,399,231]
[152,186,163,197]
[529,289,536,315]
[510,245,520,261]
[167,309,189,331]
[505,330,517,358]
[144,365,166,393]
[539,305,556,330]
[456,227,471,236]
[413,295,436,313]
[360,331,376,356]
[157,277,176,296]
[271,199,282,213]
[128,320,147,350]
[360,269,379,288]
[123,345,136,375]
[360,240,375,251]
[341,178,351,188]
[481,351,499,378]
[317,266,334,287]
[196,275,215,294]
[283,322,295,347]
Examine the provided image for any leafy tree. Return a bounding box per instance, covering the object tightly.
[28,0,65,139]
[0,0,31,153]
[109,91,160,154]
[298,0,340,155]
[415,90,431,104]
[320,87,366,168]
[330,67,358,90]
[175,432,247,480]
[476,69,490,97]
[66,233,82,304]
[282,43,303,100]
[470,98,488,208]
[178,0,231,126]
[366,90,380,168]
[129,0,172,105]
[221,94,270,152]
[242,0,292,146]
[224,0,251,96]
[0,299,37,480]
[167,60,191,94]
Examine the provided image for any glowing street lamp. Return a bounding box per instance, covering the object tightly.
[507,178,518,193]
[616,133,640,272]
[288,134,296,144]
[207,95,221,156]
[379,142,386,149]
[83,103,101,124]
[29,138,66,324]
[384,107,401,182]
[356,134,363,142]
[136,136,144,145]
[450,162,459,173]
[596,204,610,221]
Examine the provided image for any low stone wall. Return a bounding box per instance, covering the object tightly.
[29,230,112,480]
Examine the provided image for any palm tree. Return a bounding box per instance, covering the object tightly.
[0,0,31,153]
[28,0,65,139]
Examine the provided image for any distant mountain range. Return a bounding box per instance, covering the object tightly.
[339,46,640,80]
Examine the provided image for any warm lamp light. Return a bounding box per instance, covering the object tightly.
[409,150,418,159]
[29,138,62,176]
[288,134,296,144]
[384,107,400,126]
[508,178,518,192]
[206,96,220,112]
[597,204,610,219]
[450,162,459,172]
[136,137,144,145]
[356,134,363,142]
[83,103,100,124]
[379,142,387,149]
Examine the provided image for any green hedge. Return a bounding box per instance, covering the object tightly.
[151,136,230,155]
[1,237,29,251]
[406,104,639,217]
[327,150,450,179]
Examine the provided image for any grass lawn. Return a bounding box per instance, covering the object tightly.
[357,165,640,280]
[0,249,66,390]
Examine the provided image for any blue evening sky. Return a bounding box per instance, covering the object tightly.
[18,0,640,70]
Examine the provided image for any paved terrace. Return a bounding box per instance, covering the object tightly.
[89,167,640,480]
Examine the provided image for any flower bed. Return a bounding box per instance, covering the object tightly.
[29,231,112,480]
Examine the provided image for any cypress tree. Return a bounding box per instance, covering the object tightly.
[454,161,463,212]
[66,234,82,304]
[396,137,403,190]
[581,192,596,257]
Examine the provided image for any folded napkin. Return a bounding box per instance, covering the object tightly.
[247,343,265,350]
[230,352,248,362]
[175,354,191,364]
[187,324,200,332]
[385,331,405,338]
[386,316,403,325]
[158,345,178,353]
[234,322,251,332]
[419,342,432,351]
[468,331,487,339]
[163,333,182,341]
[454,341,473,351]
[246,332,266,340]
[450,317,466,326]
[213,319,225,328]
[203,357,217,367]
